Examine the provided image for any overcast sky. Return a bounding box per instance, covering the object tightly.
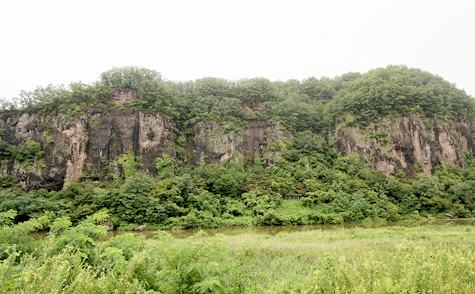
[1,0,474,99]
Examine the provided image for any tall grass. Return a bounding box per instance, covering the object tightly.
[2,213,475,293]
[221,225,475,293]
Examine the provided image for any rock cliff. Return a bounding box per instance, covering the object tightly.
[0,109,175,190]
[187,121,291,165]
[333,113,475,175]
[2,108,474,190]
[0,108,291,190]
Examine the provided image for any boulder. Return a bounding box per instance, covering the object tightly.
[102,218,114,231]
[134,224,147,231]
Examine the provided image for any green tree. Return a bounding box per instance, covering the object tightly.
[156,154,175,178]
[300,76,336,100]
[116,152,142,179]
[100,66,161,88]
[115,175,155,223]
[233,77,280,104]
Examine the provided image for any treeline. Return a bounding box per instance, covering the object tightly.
[2,65,473,137]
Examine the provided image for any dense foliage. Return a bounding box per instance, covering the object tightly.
[0,65,474,228]
[1,148,475,229]
[0,66,475,229]
[0,139,44,163]
[329,66,475,127]
[3,65,473,137]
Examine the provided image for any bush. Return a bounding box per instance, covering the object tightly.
[147,230,228,293]
[0,175,17,188]
[0,139,44,162]
[14,141,44,162]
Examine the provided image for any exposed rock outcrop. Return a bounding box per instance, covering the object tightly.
[188,121,292,165]
[0,109,174,190]
[333,113,475,175]
[83,109,174,177]
[134,224,147,231]
[111,88,141,103]
[0,107,290,191]
[2,108,474,191]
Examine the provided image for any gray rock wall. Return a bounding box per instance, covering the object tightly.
[187,121,292,165]
[0,109,174,190]
[333,113,475,175]
[2,108,474,190]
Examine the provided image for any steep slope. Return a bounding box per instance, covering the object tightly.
[0,109,293,190]
[333,113,475,175]
[188,121,291,165]
[0,109,175,190]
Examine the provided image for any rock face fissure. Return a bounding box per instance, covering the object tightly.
[0,109,290,190]
[333,113,475,175]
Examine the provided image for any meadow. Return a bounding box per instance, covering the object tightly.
[1,210,475,293]
[223,224,475,293]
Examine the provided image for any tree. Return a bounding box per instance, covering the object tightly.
[117,152,142,179]
[100,66,161,88]
[300,76,336,100]
[0,97,17,111]
[115,175,155,223]
[233,77,280,104]
[156,154,175,179]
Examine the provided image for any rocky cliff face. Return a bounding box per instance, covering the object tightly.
[0,109,175,190]
[2,108,474,190]
[333,113,475,175]
[0,108,291,190]
[187,121,292,165]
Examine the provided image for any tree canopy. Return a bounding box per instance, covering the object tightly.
[2,65,474,137]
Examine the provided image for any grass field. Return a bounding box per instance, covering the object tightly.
[218,224,475,293]
[2,218,475,293]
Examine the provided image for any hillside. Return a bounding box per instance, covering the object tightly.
[1,65,475,227]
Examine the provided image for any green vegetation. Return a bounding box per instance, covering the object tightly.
[1,149,475,229]
[1,210,475,293]
[329,66,474,127]
[3,65,473,141]
[0,139,44,162]
[0,65,473,228]
[1,65,474,292]
[370,130,389,145]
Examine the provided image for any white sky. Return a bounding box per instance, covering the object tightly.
[1,0,474,99]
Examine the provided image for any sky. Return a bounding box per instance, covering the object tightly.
[1,0,474,99]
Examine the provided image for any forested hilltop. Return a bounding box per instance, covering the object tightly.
[1,65,475,229]
[2,65,473,134]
